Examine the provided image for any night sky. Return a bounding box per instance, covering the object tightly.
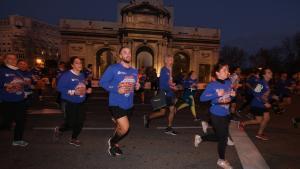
[1,0,300,52]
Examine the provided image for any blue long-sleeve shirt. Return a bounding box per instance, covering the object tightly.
[159,66,174,97]
[200,79,232,116]
[99,63,138,110]
[251,79,270,108]
[57,70,86,103]
[0,65,25,102]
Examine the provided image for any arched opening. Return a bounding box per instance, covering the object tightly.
[173,52,190,82]
[136,46,154,70]
[96,48,115,78]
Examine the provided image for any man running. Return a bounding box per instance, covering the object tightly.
[239,68,273,141]
[143,55,178,135]
[100,47,140,156]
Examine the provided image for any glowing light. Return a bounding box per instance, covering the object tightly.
[36,58,43,64]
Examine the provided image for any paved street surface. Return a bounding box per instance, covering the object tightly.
[1,88,300,169]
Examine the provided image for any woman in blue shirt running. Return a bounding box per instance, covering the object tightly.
[195,63,235,169]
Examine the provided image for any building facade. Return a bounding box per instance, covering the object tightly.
[0,0,220,82]
[60,0,220,82]
[0,15,61,66]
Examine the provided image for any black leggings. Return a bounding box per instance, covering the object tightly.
[201,114,230,160]
[59,101,85,139]
[239,93,253,111]
[1,101,26,141]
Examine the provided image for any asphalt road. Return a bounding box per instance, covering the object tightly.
[1,89,300,169]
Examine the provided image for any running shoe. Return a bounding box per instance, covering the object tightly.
[238,121,245,131]
[114,144,123,155]
[107,138,122,156]
[193,117,201,122]
[227,137,234,146]
[194,134,202,147]
[53,126,62,141]
[255,134,269,141]
[217,159,233,169]
[201,121,209,134]
[164,127,177,136]
[69,139,81,147]
[12,140,29,147]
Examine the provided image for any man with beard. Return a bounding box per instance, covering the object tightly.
[100,47,140,156]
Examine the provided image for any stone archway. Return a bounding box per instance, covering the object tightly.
[96,48,116,77]
[173,52,190,80]
[136,46,154,70]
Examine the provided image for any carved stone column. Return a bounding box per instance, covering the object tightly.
[60,40,69,62]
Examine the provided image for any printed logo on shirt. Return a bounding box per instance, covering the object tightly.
[74,82,86,97]
[71,78,79,82]
[117,71,127,75]
[5,77,24,95]
[217,89,231,109]
[118,75,136,97]
[254,84,263,93]
[5,73,16,77]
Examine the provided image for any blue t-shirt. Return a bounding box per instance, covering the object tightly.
[251,79,270,108]
[246,75,259,94]
[0,65,25,102]
[57,70,87,103]
[200,79,232,116]
[159,66,174,97]
[31,68,44,80]
[99,63,138,110]
[182,78,197,100]
[182,78,197,89]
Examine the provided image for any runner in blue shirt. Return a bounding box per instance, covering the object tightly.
[83,64,93,88]
[55,62,66,110]
[54,56,92,147]
[175,71,199,121]
[0,54,28,147]
[100,47,140,156]
[274,73,292,114]
[17,59,34,107]
[143,55,179,135]
[237,68,260,117]
[239,68,273,141]
[194,63,235,169]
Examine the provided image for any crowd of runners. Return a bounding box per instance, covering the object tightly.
[1,47,300,169]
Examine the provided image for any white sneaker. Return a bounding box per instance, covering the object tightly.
[12,140,29,147]
[217,159,233,169]
[201,121,209,134]
[194,134,202,147]
[227,137,234,146]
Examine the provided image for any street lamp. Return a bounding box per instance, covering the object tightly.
[36,58,43,64]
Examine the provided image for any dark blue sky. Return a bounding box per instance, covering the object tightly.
[1,0,300,52]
